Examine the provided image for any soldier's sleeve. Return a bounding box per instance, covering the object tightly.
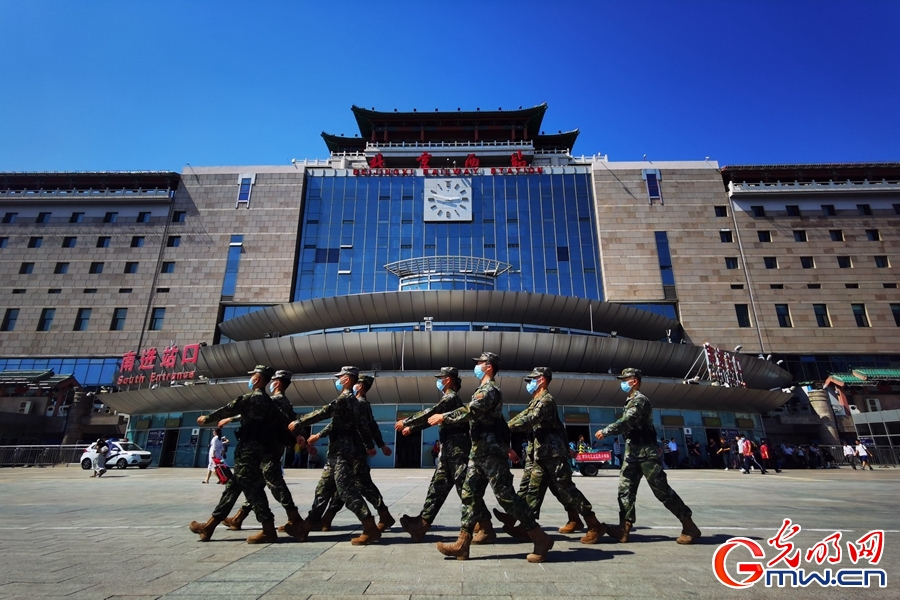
[404,395,453,432]
[445,386,493,425]
[507,400,541,432]
[600,397,644,438]
[204,396,246,424]
[317,421,333,439]
[292,401,334,429]
[365,403,386,447]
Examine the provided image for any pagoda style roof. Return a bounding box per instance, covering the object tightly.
[721,163,900,185]
[0,171,181,192]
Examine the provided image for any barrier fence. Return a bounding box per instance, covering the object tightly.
[0,445,89,467]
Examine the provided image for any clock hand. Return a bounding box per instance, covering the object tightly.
[430,193,459,201]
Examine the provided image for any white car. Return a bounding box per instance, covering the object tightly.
[80,440,152,470]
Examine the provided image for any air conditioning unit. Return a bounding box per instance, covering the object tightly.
[18,401,32,414]
[848,404,861,414]
[866,398,882,412]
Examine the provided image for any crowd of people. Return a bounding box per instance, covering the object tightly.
[187,356,702,562]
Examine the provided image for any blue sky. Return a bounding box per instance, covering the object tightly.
[1,1,898,171]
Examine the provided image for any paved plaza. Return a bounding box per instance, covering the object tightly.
[0,464,897,599]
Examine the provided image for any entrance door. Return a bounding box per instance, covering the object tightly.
[159,429,178,467]
[705,428,721,468]
[395,428,421,468]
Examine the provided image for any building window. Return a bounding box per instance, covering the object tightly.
[62,236,76,248]
[161,261,175,274]
[131,236,145,248]
[54,262,69,274]
[800,256,815,269]
[149,307,165,330]
[875,256,890,268]
[103,212,118,223]
[97,236,110,248]
[857,204,872,216]
[725,257,739,270]
[83,288,97,293]
[751,206,765,217]
[822,204,836,216]
[785,205,800,217]
[73,308,91,331]
[27,236,43,248]
[654,231,675,286]
[36,212,52,224]
[19,262,34,274]
[764,257,778,269]
[837,256,852,269]
[314,248,340,263]
[715,206,728,217]
[12,288,25,294]
[891,304,900,326]
[222,235,243,297]
[852,304,870,327]
[830,229,843,241]
[866,229,881,241]
[119,288,132,293]
[124,262,138,274]
[167,235,181,247]
[1,309,19,331]
[884,283,897,289]
[735,304,751,328]
[775,304,792,328]
[730,284,744,289]
[37,308,55,332]
[557,246,570,261]
[172,211,186,223]
[70,212,84,223]
[808,283,821,289]
[110,308,127,331]
[2,212,17,223]
[156,287,169,293]
[642,169,662,202]
[758,231,771,242]
[137,211,151,223]
[813,304,831,327]
[844,283,859,289]
[89,262,104,274]
[793,230,807,242]
[720,230,733,243]
[0,237,7,247]
[48,288,61,294]
[770,284,784,289]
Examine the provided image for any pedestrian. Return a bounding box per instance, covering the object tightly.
[668,438,679,469]
[292,441,304,468]
[427,351,553,562]
[708,438,721,469]
[188,365,299,543]
[717,436,732,471]
[431,440,441,466]
[202,428,227,484]
[577,435,590,453]
[855,439,874,471]
[91,435,109,478]
[595,368,701,545]
[843,441,857,469]
[497,367,607,544]
[760,438,780,473]
[396,367,490,543]
[809,443,822,469]
[689,442,701,468]
[739,435,766,474]
[661,437,671,469]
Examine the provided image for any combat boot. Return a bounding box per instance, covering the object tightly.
[189,517,221,542]
[351,516,382,545]
[472,519,496,544]
[437,529,472,560]
[281,507,307,541]
[606,520,633,543]
[319,506,339,531]
[676,517,701,545]
[376,506,396,531]
[558,507,584,533]
[222,506,250,531]
[580,513,607,544]
[400,514,431,542]
[525,526,554,563]
[492,508,529,541]
[246,519,278,544]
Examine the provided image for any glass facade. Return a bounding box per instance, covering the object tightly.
[293,169,602,301]
[0,356,120,390]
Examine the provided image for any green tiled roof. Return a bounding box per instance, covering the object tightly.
[852,368,900,380]
[0,370,54,385]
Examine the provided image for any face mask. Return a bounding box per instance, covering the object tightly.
[268,382,276,393]
[247,379,254,390]
[353,385,362,397]
[474,365,485,379]
[334,379,343,392]
[620,380,633,393]
[436,380,445,393]
[526,380,538,395]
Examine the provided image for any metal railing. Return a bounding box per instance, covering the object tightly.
[0,445,89,467]
[770,445,899,469]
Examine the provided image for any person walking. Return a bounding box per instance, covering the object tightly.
[202,428,227,484]
[91,435,109,478]
[716,436,732,470]
[739,435,766,474]
[668,438,679,469]
[760,439,780,473]
[855,439,874,471]
[427,352,553,562]
[594,368,701,545]
[843,441,858,469]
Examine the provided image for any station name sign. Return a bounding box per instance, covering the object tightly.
[116,343,201,386]
[352,167,545,177]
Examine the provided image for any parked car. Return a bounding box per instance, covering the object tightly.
[81,440,152,470]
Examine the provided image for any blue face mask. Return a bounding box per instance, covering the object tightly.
[474,365,485,379]
[268,382,275,393]
[526,380,538,395]
[247,379,254,390]
[620,380,633,393]
[436,380,445,393]
[353,385,362,397]
[334,379,343,392]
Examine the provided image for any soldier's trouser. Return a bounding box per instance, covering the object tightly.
[617,457,692,524]
[517,452,534,497]
[329,458,386,514]
[461,453,537,533]
[518,454,561,518]
[212,444,274,523]
[528,456,592,516]
[240,447,297,513]
[420,452,489,523]
[332,455,372,522]
[306,458,337,522]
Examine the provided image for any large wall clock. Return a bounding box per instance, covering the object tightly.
[424,178,473,222]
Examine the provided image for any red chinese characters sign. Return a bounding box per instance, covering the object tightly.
[117,343,201,385]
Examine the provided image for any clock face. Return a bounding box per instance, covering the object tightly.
[424,178,473,222]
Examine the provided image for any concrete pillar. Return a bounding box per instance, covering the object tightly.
[808,389,841,445]
[62,391,93,445]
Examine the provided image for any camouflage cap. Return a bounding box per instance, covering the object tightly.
[615,367,642,380]
[524,367,553,381]
[358,374,375,386]
[434,366,460,379]
[273,369,292,382]
[334,366,360,378]
[247,365,276,379]
[472,351,500,367]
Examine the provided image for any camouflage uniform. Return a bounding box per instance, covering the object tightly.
[402,389,488,523]
[509,388,592,516]
[206,388,293,523]
[600,389,693,524]
[444,379,537,533]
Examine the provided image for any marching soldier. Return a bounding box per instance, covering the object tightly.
[496,367,607,543]
[396,367,492,543]
[595,368,701,545]
[427,352,553,562]
[189,365,299,543]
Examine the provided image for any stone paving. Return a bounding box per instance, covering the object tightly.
[0,464,897,599]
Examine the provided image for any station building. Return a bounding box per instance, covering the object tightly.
[1,104,897,466]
